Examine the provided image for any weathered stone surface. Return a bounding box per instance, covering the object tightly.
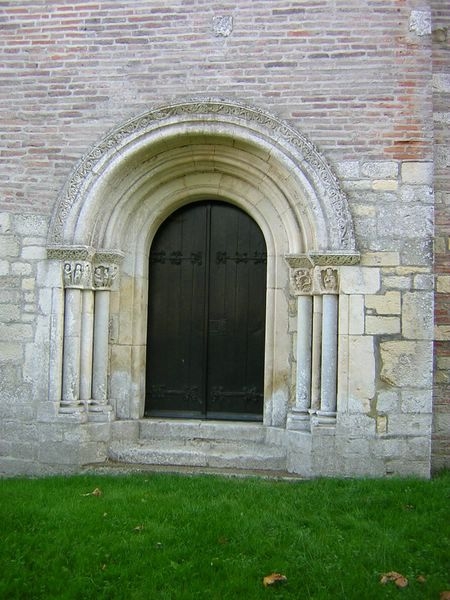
[380,341,433,388]
[402,292,434,340]
[365,291,401,315]
[366,315,401,335]
[340,266,380,294]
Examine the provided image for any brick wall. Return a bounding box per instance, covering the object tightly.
[432,1,450,471]
[0,0,433,215]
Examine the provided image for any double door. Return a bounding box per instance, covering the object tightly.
[145,201,266,420]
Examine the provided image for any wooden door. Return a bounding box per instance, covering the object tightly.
[145,201,266,420]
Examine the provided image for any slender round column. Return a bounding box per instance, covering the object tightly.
[310,295,323,413]
[318,294,338,420]
[92,290,110,403]
[296,294,313,412]
[61,288,82,410]
[80,289,94,402]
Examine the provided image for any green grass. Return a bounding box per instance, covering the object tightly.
[0,472,449,599]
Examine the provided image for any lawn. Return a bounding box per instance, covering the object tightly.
[0,471,449,599]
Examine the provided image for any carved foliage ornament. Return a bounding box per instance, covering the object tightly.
[49,99,356,251]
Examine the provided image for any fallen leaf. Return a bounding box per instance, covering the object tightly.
[82,487,102,497]
[416,575,426,584]
[263,573,287,587]
[380,571,408,588]
[440,592,450,600]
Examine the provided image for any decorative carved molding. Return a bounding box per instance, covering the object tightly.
[286,252,360,269]
[47,245,95,262]
[49,98,357,251]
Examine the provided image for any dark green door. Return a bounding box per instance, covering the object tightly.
[145,201,266,420]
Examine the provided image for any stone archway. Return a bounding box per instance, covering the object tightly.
[47,99,358,430]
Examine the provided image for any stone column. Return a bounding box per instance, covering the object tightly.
[310,295,323,413]
[60,256,93,414]
[287,268,313,430]
[80,289,94,402]
[316,267,339,424]
[90,251,123,418]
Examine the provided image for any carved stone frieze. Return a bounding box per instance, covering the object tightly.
[286,252,360,270]
[47,245,95,262]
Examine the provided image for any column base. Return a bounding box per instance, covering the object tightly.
[287,409,311,431]
[88,400,114,422]
[313,410,337,426]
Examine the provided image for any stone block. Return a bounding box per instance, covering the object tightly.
[361,161,398,179]
[348,295,364,334]
[402,291,434,340]
[389,413,431,436]
[376,390,399,412]
[347,336,375,412]
[22,246,47,260]
[372,179,398,191]
[360,252,400,267]
[0,235,20,257]
[400,390,432,413]
[334,160,360,179]
[0,213,11,233]
[13,214,48,236]
[340,266,380,294]
[0,342,23,361]
[400,184,434,204]
[380,341,433,388]
[401,161,433,185]
[413,273,434,290]
[366,315,400,335]
[434,325,450,341]
[377,205,433,238]
[436,275,450,293]
[365,291,401,315]
[383,275,411,290]
[0,260,9,276]
[12,262,33,276]
[0,323,33,341]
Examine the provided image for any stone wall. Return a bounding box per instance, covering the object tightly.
[0,0,447,476]
[431,1,450,472]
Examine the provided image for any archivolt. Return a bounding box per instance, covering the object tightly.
[48,98,356,260]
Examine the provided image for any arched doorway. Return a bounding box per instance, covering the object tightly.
[145,201,267,421]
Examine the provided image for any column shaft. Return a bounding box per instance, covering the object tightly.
[80,289,94,402]
[92,290,110,403]
[310,295,323,412]
[318,294,338,418]
[61,288,83,409]
[296,295,312,412]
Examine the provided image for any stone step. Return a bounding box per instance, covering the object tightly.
[138,419,268,444]
[108,439,287,472]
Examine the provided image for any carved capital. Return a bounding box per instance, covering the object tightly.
[93,264,118,290]
[291,268,313,295]
[93,249,124,290]
[316,267,339,294]
[63,260,93,289]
